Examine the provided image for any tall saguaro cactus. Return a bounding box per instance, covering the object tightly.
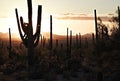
[15,0,42,68]
[92,33,95,44]
[56,39,58,48]
[66,27,69,57]
[94,9,98,42]
[0,41,3,49]
[43,36,46,48]
[79,33,81,48]
[70,30,72,56]
[50,15,53,50]
[76,34,79,49]
[8,28,12,58]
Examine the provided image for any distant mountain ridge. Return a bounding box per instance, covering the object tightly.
[0,32,93,41]
[42,32,93,40]
[0,32,20,40]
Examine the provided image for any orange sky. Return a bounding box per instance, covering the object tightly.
[0,0,119,35]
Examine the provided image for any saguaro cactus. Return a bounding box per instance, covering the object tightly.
[0,41,3,49]
[70,30,72,56]
[94,9,98,42]
[85,37,88,48]
[50,15,53,50]
[76,34,79,49]
[15,0,42,69]
[79,33,81,48]
[92,33,95,43]
[43,36,46,48]
[8,28,12,58]
[66,27,69,57]
[56,39,58,48]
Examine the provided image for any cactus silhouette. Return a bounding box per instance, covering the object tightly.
[79,33,81,48]
[70,30,72,56]
[43,35,46,48]
[15,0,42,72]
[94,9,98,42]
[85,37,88,48]
[61,43,63,49]
[50,15,53,50]
[76,34,79,49]
[66,27,69,58]
[0,41,3,49]
[8,28,12,58]
[92,33,95,44]
[56,39,58,48]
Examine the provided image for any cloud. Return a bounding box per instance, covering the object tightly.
[56,13,112,21]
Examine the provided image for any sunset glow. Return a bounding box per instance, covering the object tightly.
[0,0,120,35]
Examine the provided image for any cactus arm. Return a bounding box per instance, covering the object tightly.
[33,34,40,47]
[20,16,26,35]
[36,5,42,33]
[33,5,42,39]
[33,5,42,45]
[15,8,24,41]
[20,16,29,36]
[20,16,29,48]
[15,9,28,48]
[27,0,33,34]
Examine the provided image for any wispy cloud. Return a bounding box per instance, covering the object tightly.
[56,13,112,21]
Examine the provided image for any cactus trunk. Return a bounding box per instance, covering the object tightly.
[76,34,78,49]
[70,30,72,56]
[92,33,95,44]
[9,28,12,58]
[85,37,88,48]
[56,39,58,48]
[0,41,3,49]
[66,27,69,57]
[50,15,53,50]
[79,33,81,48]
[43,36,46,48]
[94,9,98,42]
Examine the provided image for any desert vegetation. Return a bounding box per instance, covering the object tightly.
[0,0,120,81]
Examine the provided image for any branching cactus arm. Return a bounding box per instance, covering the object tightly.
[33,5,42,47]
[15,9,24,41]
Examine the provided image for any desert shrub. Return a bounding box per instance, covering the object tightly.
[3,64,15,75]
[0,49,9,65]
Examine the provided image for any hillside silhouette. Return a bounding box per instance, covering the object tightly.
[0,32,93,41]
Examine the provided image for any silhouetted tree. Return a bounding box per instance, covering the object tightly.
[110,6,120,41]
[97,17,109,40]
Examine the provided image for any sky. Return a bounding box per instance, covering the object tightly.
[0,0,120,35]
